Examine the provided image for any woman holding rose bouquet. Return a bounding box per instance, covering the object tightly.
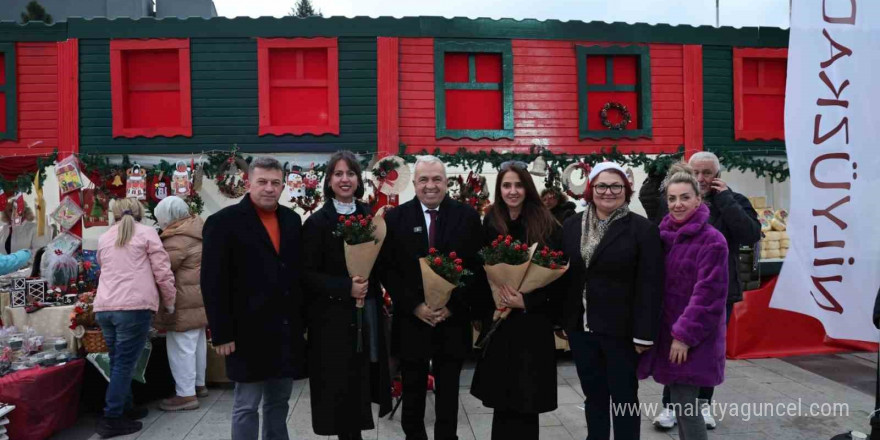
[470,161,564,440]
[301,151,391,440]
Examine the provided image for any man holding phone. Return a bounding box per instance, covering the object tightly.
[640,151,761,431]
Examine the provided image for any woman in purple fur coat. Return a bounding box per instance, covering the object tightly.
[638,163,728,440]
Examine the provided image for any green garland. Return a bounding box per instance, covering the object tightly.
[1,145,790,209]
[0,151,58,195]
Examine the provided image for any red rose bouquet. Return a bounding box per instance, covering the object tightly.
[519,246,569,295]
[332,210,387,352]
[419,248,472,310]
[479,235,537,320]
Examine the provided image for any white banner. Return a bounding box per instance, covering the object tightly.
[772,0,880,342]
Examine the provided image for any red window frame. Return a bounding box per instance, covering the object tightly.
[733,48,788,141]
[110,38,192,138]
[257,38,339,136]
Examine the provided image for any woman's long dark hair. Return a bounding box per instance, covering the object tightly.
[323,150,366,200]
[488,165,558,247]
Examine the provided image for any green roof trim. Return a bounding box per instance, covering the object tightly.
[0,17,788,48]
[0,21,68,42]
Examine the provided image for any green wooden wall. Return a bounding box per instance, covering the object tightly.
[79,37,377,154]
[702,45,785,155]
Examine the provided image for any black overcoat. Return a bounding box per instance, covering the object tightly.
[200,196,306,383]
[470,211,563,414]
[301,201,392,435]
[561,211,664,343]
[380,196,491,360]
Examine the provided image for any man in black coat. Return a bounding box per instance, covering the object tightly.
[381,155,490,440]
[201,157,305,440]
[639,151,761,430]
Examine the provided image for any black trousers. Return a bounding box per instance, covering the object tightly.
[400,355,464,440]
[491,409,538,440]
[569,331,640,440]
[661,303,734,407]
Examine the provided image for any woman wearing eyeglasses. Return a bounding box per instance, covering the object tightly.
[470,161,563,440]
[560,162,664,440]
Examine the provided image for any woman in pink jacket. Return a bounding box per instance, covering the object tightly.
[94,198,176,438]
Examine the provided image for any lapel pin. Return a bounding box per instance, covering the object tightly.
[414,226,423,233]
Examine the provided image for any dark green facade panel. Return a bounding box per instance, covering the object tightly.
[702,45,785,155]
[78,37,378,154]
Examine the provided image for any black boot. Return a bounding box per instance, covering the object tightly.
[337,432,363,440]
[96,417,143,438]
[124,406,149,420]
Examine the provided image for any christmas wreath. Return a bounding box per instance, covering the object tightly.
[216,157,249,199]
[599,102,632,131]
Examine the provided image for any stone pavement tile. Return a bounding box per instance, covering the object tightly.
[553,403,586,438]
[729,365,793,383]
[461,392,492,414]
[539,425,574,439]
[376,413,407,440]
[565,378,585,399]
[718,378,795,404]
[466,412,492,440]
[639,378,665,396]
[640,420,676,440]
[539,410,562,426]
[557,373,569,385]
[134,406,211,440]
[558,363,579,379]
[558,385,584,405]
[459,368,475,387]
[182,422,230,440]
[198,398,233,425]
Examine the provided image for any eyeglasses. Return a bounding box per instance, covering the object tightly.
[593,183,625,195]
[499,160,528,171]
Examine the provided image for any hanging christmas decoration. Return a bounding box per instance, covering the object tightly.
[171,160,191,197]
[50,196,84,231]
[599,102,632,131]
[54,155,84,194]
[287,167,305,199]
[82,188,109,228]
[216,156,249,199]
[291,166,322,214]
[126,164,148,200]
[370,156,410,196]
[448,172,490,215]
[562,162,592,199]
[11,194,25,226]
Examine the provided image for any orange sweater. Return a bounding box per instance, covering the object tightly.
[256,206,281,254]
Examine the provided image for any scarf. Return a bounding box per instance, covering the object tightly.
[580,203,630,269]
[579,203,630,331]
[332,198,356,215]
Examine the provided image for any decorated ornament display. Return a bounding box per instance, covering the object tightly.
[599,102,632,131]
[126,164,148,200]
[51,196,84,231]
[291,165,323,214]
[55,155,84,194]
[26,279,47,303]
[561,162,592,199]
[370,156,410,195]
[82,188,109,228]
[216,156,249,199]
[448,172,490,215]
[172,160,191,197]
[153,178,170,201]
[10,194,25,226]
[47,231,82,257]
[287,169,305,199]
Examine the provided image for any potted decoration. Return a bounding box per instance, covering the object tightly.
[69,292,107,353]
